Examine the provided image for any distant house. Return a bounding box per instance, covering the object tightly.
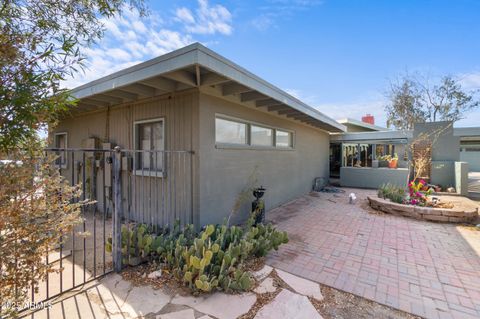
[331,115,480,196]
[50,43,345,227]
[337,117,388,132]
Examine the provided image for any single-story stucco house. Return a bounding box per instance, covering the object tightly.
[50,43,345,227]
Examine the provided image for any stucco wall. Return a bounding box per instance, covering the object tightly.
[340,167,409,189]
[460,151,480,171]
[197,93,330,226]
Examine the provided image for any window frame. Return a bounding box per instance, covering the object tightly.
[275,129,294,148]
[214,114,295,150]
[133,117,166,177]
[214,116,249,146]
[54,132,68,169]
[250,124,274,147]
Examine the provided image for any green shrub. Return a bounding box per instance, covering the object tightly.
[107,217,288,293]
[378,183,405,204]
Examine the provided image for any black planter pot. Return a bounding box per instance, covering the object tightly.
[252,186,266,225]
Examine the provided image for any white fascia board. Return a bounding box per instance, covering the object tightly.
[196,46,345,132]
[330,130,412,142]
[70,43,201,99]
[454,127,480,137]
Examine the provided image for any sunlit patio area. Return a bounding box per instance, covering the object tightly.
[267,188,480,319]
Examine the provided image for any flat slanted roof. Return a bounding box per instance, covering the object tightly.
[70,43,345,133]
[337,118,387,132]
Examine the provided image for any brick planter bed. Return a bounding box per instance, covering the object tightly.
[367,196,478,223]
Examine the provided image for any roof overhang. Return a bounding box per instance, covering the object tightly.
[330,130,412,143]
[70,43,345,133]
[337,118,388,132]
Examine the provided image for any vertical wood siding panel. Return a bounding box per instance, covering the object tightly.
[53,92,196,228]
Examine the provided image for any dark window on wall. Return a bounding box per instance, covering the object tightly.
[135,119,164,172]
[215,115,294,149]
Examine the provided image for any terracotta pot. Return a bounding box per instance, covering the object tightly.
[388,159,398,169]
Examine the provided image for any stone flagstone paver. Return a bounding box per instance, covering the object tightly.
[276,269,323,301]
[254,289,323,319]
[254,277,277,294]
[267,188,480,319]
[171,292,257,319]
[156,309,195,319]
[252,265,273,281]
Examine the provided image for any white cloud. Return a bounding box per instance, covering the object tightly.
[63,1,233,89]
[176,0,232,35]
[176,7,195,24]
[251,0,322,31]
[459,71,480,90]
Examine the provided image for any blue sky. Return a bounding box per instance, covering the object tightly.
[67,0,480,127]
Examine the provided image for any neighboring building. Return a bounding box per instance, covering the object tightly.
[331,118,480,194]
[337,116,388,132]
[51,43,345,227]
[456,127,480,171]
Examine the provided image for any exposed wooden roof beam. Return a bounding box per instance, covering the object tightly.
[267,104,290,112]
[163,70,196,87]
[256,98,280,107]
[278,109,300,115]
[118,83,156,97]
[140,76,177,92]
[82,98,110,107]
[195,65,201,87]
[222,82,251,96]
[287,113,311,119]
[103,90,138,101]
[201,72,230,86]
[88,94,124,105]
[240,91,268,102]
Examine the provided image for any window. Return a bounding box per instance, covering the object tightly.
[54,132,67,168]
[215,115,295,150]
[251,125,273,146]
[276,130,293,148]
[134,119,164,174]
[215,117,247,144]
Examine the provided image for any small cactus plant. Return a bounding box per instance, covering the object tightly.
[105,213,288,294]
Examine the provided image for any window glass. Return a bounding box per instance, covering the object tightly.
[251,125,273,146]
[276,130,292,147]
[136,120,164,171]
[215,118,247,144]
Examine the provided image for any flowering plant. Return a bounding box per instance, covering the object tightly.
[408,179,432,206]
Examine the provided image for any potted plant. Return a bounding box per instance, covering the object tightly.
[388,153,398,168]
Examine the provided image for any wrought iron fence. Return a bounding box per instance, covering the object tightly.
[17,147,194,317]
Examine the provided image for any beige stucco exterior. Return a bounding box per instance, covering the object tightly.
[51,89,330,227]
[197,92,330,225]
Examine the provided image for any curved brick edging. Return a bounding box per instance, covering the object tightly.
[367,196,478,223]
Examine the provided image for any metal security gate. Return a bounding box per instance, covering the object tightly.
[18,147,194,317]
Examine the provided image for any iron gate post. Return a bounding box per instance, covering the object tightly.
[113,146,123,272]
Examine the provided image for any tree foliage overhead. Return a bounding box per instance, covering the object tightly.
[0,0,145,152]
[385,73,480,130]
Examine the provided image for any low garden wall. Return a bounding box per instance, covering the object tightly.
[367,196,478,223]
[340,167,409,189]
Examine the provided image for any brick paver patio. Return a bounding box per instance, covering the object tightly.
[267,188,480,319]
